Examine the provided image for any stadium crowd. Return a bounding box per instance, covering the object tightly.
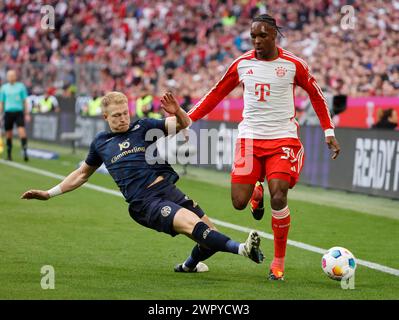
[0,0,398,105]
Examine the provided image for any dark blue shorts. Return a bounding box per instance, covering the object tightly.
[128,179,205,237]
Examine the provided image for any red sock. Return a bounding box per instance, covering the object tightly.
[271,206,291,271]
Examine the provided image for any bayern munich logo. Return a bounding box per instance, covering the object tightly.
[275,66,287,77]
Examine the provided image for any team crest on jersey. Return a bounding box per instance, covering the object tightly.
[161,206,172,217]
[275,66,287,77]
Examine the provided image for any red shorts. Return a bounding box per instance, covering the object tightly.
[231,138,305,188]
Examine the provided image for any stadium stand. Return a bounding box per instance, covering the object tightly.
[0,0,398,103]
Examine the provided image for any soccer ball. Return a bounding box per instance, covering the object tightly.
[321,246,357,281]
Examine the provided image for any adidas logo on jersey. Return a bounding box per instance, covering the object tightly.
[246,69,254,75]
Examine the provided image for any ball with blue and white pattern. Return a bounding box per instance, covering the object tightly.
[321,246,357,281]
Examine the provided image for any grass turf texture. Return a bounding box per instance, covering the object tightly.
[0,141,398,299]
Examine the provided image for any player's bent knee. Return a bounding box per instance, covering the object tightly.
[173,208,202,236]
[201,215,217,231]
[270,191,287,210]
[231,197,247,210]
[231,183,253,210]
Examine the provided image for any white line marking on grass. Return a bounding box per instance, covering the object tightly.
[175,165,399,220]
[2,159,399,277]
[1,159,122,197]
[210,219,399,277]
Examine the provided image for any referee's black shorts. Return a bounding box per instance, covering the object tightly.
[4,111,25,131]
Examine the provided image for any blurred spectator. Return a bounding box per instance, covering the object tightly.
[81,89,103,116]
[32,87,60,113]
[372,108,398,129]
[180,93,193,113]
[0,0,398,99]
[135,88,162,119]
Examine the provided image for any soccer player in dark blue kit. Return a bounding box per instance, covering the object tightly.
[21,91,264,273]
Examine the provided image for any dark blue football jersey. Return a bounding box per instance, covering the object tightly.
[85,118,179,203]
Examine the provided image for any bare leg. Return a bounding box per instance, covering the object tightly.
[231,183,255,210]
[267,179,289,210]
[17,126,27,139]
[172,208,203,236]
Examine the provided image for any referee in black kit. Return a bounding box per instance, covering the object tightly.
[0,69,30,161]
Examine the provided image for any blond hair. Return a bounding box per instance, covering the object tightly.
[101,91,128,112]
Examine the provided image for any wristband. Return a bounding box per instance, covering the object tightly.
[47,185,63,198]
[324,129,335,137]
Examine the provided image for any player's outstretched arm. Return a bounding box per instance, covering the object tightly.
[21,162,98,201]
[161,92,192,134]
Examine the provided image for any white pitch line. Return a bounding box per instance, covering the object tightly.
[210,219,399,277]
[0,159,122,197]
[2,159,399,277]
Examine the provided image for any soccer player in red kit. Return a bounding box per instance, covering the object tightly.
[187,14,341,280]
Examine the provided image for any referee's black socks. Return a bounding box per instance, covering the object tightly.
[6,138,12,160]
[21,137,27,151]
[21,137,28,161]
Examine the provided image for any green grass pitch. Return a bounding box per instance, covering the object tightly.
[0,141,398,299]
